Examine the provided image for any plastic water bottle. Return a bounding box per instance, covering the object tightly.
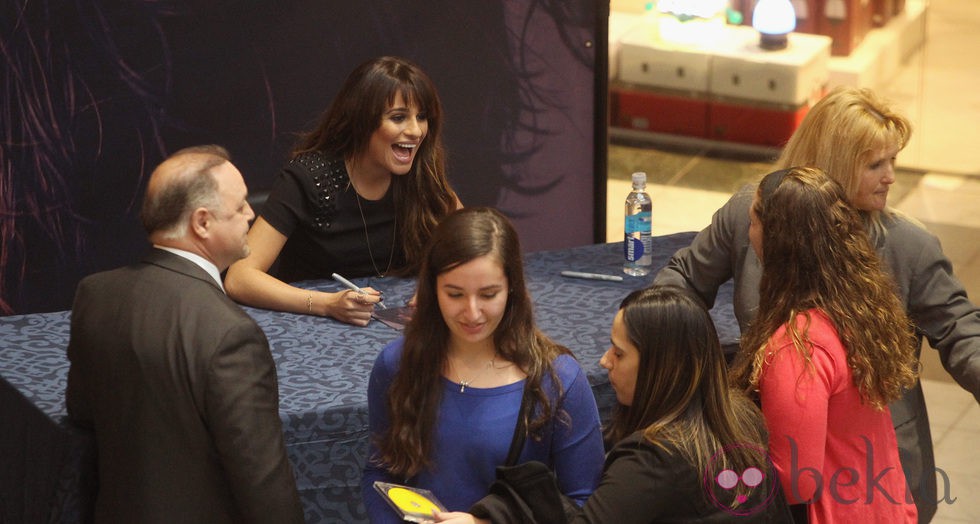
[624,172,652,276]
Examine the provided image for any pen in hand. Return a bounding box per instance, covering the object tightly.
[331,273,387,309]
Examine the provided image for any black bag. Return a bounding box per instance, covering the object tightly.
[470,387,579,524]
[474,461,580,524]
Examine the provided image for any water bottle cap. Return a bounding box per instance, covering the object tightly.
[631,172,647,186]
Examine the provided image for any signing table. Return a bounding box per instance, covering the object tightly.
[0,233,736,523]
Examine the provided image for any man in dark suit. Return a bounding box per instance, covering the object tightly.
[66,145,305,523]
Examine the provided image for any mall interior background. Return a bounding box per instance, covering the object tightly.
[605,2,978,521]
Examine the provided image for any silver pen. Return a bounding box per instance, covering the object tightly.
[331,273,387,309]
[560,270,624,282]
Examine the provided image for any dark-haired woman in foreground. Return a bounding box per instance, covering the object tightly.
[467,286,791,523]
[226,56,460,325]
[363,207,604,524]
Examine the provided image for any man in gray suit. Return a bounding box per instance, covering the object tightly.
[66,145,305,523]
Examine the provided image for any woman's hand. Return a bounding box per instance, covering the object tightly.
[431,510,489,524]
[320,288,382,326]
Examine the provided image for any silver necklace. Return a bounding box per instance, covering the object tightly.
[456,356,497,393]
[350,178,396,278]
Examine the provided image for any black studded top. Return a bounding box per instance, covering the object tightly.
[259,151,404,282]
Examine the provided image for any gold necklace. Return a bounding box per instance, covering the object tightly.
[348,170,396,278]
[352,192,396,277]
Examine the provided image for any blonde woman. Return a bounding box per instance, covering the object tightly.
[654,87,980,522]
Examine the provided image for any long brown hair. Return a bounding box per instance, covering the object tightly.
[732,167,918,408]
[607,286,769,505]
[376,207,570,478]
[293,56,458,275]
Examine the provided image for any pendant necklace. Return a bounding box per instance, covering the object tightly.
[349,171,396,278]
[455,355,498,393]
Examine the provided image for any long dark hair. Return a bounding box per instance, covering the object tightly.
[607,287,768,502]
[732,167,918,408]
[377,207,569,478]
[293,56,457,275]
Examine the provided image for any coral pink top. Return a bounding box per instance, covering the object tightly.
[759,309,917,523]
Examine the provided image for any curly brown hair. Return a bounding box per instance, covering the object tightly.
[732,167,918,409]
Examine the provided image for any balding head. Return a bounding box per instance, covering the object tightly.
[140,145,255,271]
[141,145,231,239]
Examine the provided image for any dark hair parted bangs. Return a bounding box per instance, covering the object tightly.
[291,56,456,277]
[294,56,443,161]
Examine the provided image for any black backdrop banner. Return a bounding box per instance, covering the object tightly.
[1,0,608,314]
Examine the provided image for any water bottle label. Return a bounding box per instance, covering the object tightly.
[625,211,651,234]
[624,236,646,262]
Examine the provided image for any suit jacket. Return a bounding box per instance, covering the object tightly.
[66,249,305,524]
[655,185,980,523]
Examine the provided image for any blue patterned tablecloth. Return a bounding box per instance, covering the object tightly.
[0,234,736,523]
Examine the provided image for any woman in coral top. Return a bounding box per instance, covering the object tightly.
[732,167,919,523]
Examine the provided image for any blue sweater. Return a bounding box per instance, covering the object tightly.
[362,338,605,523]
